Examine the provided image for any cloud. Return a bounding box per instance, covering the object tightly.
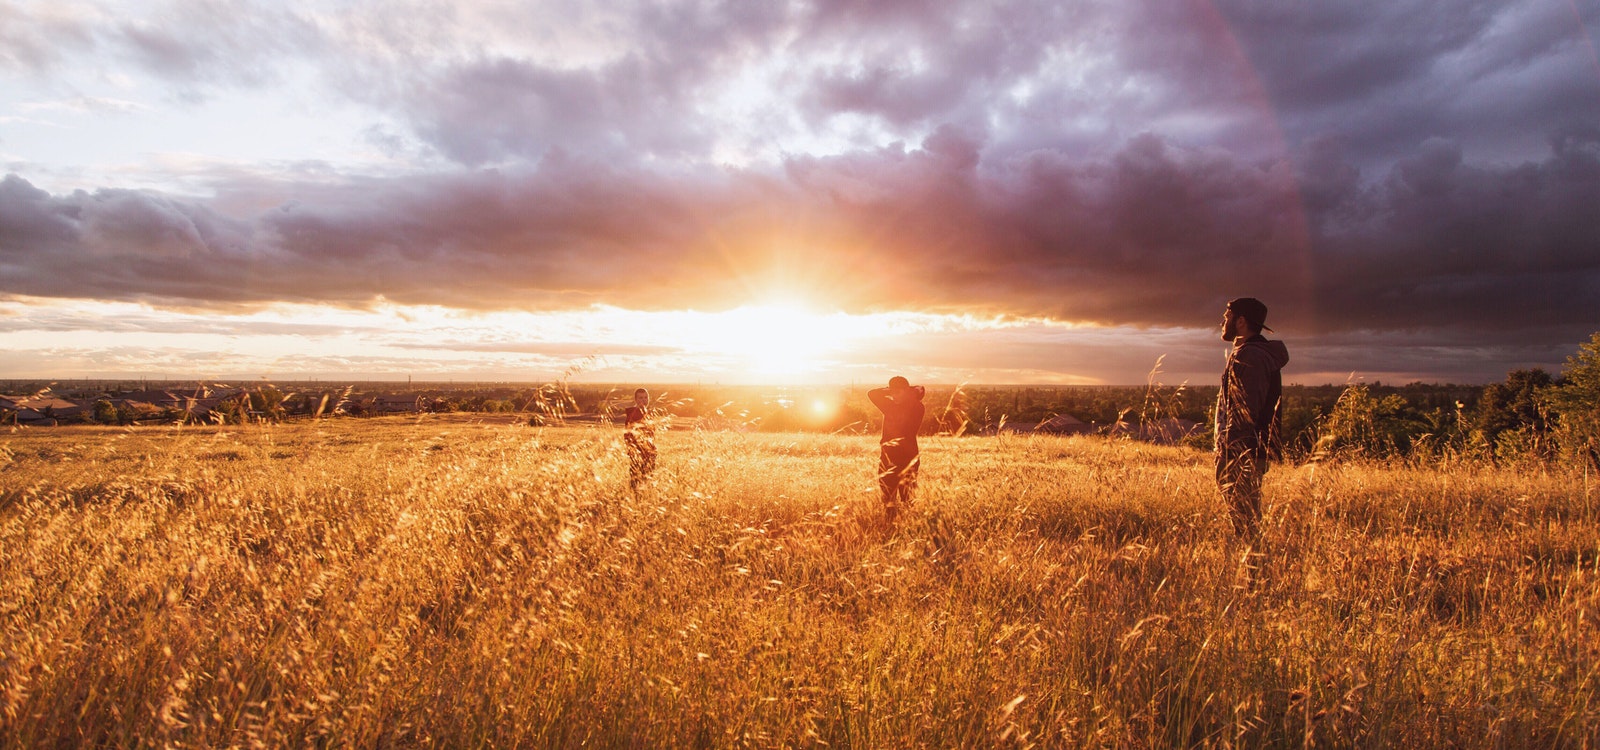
[393,341,683,357]
[0,174,266,301]
[0,305,360,336]
[364,1,1279,164]
[1304,129,1600,339]
[4,122,1597,345]
[794,0,1063,130]
[2,1,323,103]
[0,3,96,74]
[21,96,150,115]
[334,0,798,165]
[1209,1,1600,164]
[111,1,324,97]
[397,56,715,165]
[12,1,1594,170]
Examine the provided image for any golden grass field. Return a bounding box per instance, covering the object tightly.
[1,416,1597,748]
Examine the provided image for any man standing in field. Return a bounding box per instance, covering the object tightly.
[869,376,925,522]
[1215,298,1289,540]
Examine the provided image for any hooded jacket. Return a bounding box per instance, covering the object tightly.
[1216,335,1290,454]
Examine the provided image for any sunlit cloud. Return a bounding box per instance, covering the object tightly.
[1,293,1577,384]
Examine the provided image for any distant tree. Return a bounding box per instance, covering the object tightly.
[1468,369,1554,460]
[937,386,970,436]
[1276,398,1325,459]
[1314,384,1435,460]
[247,387,288,422]
[210,396,248,424]
[92,400,118,425]
[1545,332,1600,470]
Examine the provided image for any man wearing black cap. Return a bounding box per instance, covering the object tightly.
[1215,298,1290,540]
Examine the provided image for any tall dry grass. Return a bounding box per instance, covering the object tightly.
[1,419,1596,747]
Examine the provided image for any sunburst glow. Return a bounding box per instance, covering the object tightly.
[0,296,1117,384]
[684,304,851,376]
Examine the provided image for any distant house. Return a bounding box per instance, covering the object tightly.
[107,390,180,417]
[284,391,343,418]
[965,412,1095,436]
[1033,413,1095,435]
[86,386,244,423]
[1107,417,1204,444]
[105,390,182,422]
[112,389,185,407]
[183,395,239,421]
[373,394,423,414]
[0,395,91,425]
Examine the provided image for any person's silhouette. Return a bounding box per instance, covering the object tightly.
[869,377,925,521]
[624,388,657,488]
[1215,298,1289,541]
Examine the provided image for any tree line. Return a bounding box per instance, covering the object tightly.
[9,332,1597,469]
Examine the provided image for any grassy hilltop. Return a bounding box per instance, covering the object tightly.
[1,417,1596,747]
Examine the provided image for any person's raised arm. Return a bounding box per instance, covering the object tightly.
[868,387,892,411]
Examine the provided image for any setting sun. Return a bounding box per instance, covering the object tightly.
[687,303,854,378]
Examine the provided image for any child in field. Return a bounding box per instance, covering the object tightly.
[624,388,657,488]
[869,377,925,521]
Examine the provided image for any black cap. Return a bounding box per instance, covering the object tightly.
[1227,297,1273,332]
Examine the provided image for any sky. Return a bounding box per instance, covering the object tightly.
[2,0,1599,386]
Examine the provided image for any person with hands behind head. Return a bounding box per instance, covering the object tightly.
[624,387,657,490]
[868,376,925,522]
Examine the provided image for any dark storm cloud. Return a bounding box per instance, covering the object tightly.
[0,174,266,302]
[0,163,781,309]
[4,124,1597,347]
[1208,1,1600,164]
[1304,130,1600,339]
[1281,329,1581,385]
